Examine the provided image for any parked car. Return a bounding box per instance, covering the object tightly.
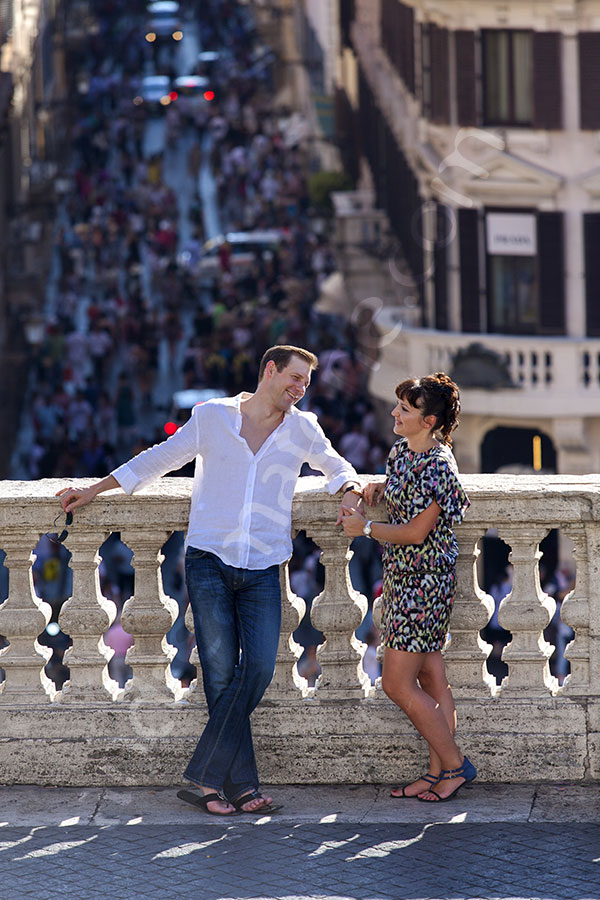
[133,74,171,108]
[145,1,182,43]
[198,230,284,279]
[170,75,214,111]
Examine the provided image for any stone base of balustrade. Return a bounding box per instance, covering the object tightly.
[0,695,594,785]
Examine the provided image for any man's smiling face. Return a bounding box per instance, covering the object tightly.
[265,355,313,412]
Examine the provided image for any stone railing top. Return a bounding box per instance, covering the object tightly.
[2,473,600,531]
[3,472,600,498]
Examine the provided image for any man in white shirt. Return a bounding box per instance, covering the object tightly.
[57,345,362,817]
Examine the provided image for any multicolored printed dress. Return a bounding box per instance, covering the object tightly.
[381,437,470,653]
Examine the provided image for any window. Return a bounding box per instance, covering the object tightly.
[421,23,450,123]
[489,255,538,333]
[487,211,538,334]
[483,30,532,125]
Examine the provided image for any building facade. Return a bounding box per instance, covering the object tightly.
[335,0,600,475]
[0,0,68,476]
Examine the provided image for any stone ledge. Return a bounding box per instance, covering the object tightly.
[0,698,589,785]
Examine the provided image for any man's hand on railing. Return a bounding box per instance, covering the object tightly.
[334,486,364,526]
[56,474,120,513]
[339,506,367,538]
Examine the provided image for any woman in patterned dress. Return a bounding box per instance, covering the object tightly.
[340,373,476,802]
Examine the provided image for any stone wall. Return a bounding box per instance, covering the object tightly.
[0,475,598,785]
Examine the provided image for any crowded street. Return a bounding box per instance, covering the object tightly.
[4,0,385,694]
[1,5,598,900]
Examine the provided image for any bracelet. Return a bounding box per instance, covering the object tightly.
[342,485,362,497]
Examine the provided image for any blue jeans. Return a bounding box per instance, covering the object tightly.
[183,547,281,802]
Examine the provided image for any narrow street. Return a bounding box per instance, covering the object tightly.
[2,0,385,695]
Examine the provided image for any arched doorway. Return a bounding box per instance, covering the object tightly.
[481,426,557,475]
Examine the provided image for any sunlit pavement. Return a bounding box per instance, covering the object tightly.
[0,783,598,899]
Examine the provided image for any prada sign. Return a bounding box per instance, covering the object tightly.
[486,213,537,257]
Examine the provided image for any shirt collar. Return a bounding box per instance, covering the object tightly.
[230,391,299,417]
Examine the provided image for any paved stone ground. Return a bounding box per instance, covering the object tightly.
[1,821,598,900]
[0,785,598,900]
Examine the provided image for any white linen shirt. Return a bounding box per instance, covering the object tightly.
[111,393,358,569]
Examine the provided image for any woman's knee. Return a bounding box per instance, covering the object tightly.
[418,667,444,694]
[418,653,449,693]
[381,671,412,707]
[381,650,421,706]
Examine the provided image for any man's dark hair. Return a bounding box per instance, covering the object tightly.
[258,345,319,382]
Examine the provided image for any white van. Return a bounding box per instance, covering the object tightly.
[169,388,227,426]
[198,230,284,278]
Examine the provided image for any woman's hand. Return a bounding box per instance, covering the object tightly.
[340,506,367,538]
[334,490,364,526]
[362,480,386,507]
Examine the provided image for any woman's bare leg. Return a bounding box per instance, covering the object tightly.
[418,651,457,773]
[383,647,464,796]
[391,650,458,796]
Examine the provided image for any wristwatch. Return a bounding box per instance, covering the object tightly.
[363,520,373,538]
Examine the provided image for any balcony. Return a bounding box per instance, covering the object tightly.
[0,475,598,786]
[371,318,600,419]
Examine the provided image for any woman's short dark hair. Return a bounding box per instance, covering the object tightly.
[395,372,461,445]
[258,345,319,381]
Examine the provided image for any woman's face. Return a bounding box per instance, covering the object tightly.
[391,395,426,438]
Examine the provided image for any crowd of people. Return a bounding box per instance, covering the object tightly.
[9,0,386,690]
[3,0,573,695]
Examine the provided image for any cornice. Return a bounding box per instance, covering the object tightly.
[403,0,596,32]
[463,150,563,201]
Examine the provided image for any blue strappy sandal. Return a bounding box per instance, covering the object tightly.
[417,756,477,803]
[391,773,439,799]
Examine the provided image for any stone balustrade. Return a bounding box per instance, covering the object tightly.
[370,318,600,420]
[0,474,599,785]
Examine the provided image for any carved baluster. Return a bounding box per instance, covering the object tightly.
[165,590,196,704]
[497,526,555,693]
[0,534,48,700]
[583,518,600,697]
[306,527,370,698]
[264,560,307,700]
[58,530,113,701]
[183,598,202,708]
[370,594,384,693]
[119,530,177,701]
[184,603,200,676]
[444,524,497,695]
[560,523,592,694]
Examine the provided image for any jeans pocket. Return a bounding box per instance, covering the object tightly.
[185,546,211,560]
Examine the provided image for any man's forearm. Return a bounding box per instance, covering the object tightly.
[90,474,120,497]
[57,474,122,513]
